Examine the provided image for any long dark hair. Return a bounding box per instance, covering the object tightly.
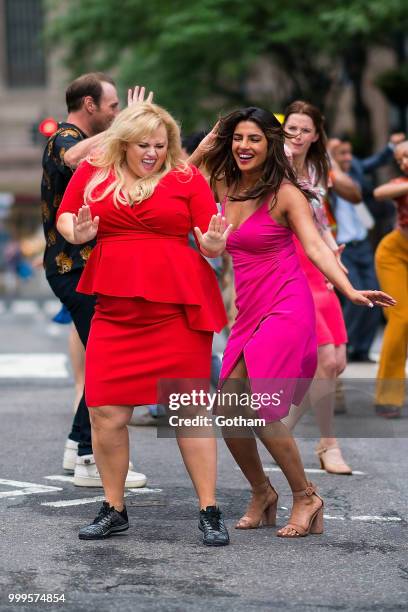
[205,107,301,203]
[283,100,329,188]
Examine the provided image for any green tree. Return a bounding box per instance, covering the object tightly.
[47,0,407,136]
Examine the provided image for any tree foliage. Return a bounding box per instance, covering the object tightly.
[47,0,408,131]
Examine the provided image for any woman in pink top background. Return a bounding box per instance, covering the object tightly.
[282,100,360,475]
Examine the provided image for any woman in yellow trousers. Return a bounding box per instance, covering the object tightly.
[374,141,408,418]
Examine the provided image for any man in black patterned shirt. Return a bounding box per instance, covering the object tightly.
[41,73,146,488]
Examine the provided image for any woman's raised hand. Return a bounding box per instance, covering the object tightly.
[72,205,99,244]
[128,85,154,106]
[194,213,233,257]
[348,289,396,308]
[197,122,220,155]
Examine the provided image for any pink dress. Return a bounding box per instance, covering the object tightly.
[220,200,317,422]
[295,240,347,346]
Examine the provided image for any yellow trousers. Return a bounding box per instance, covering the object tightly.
[375,230,408,406]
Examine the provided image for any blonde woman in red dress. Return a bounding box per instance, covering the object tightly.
[57,102,232,546]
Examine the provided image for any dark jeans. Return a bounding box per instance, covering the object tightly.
[48,269,96,456]
[340,238,381,356]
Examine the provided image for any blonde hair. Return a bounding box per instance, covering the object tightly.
[84,102,189,207]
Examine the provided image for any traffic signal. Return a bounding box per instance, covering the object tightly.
[30,117,58,145]
[38,117,58,137]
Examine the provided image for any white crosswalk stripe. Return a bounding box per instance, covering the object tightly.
[0,353,69,378]
[41,487,163,507]
[0,299,60,316]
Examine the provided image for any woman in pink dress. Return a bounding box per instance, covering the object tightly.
[191,107,394,537]
[282,100,361,474]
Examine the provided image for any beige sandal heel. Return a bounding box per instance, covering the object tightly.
[309,506,324,534]
[317,445,352,475]
[261,499,277,527]
[236,478,278,529]
[276,482,324,538]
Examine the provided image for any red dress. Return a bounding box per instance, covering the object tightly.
[57,161,227,406]
[292,169,347,348]
[294,239,347,347]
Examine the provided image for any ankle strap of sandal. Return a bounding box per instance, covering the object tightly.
[316,445,339,457]
[293,483,317,498]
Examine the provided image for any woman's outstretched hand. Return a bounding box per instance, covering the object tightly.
[128,85,154,106]
[348,289,396,308]
[72,205,99,244]
[194,213,233,257]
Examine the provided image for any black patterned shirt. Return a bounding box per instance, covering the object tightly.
[40,122,95,277]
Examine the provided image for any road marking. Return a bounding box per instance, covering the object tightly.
[10,300,39,315]
[276,514,401,523]
[0,353,69,378]
[0,299,60,316]
[0,478,62,498]
[41,487,163,508]
[237,466,366,476]
[44,475,75,483]
[351,516,402,522]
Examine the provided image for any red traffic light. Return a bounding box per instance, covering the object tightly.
[38,117,58,137]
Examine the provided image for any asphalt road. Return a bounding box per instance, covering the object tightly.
[0,301,407,612]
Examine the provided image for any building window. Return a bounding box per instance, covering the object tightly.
[5,0,46,87]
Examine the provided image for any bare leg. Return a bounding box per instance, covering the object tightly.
[89,405,134,510]
[256,421,309,491]
[220,358,277,527]
[221,357,322,535]
[314,343,351,473]
[255,420,323,536]
[176,436,217,509]
[284,344,351,473]
[283,343,341,437]
[221,358,268,488]
[312,343,338,443]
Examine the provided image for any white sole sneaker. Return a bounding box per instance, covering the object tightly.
[73,473,147,488]
[63,439,79,473]
[73,454,147,488]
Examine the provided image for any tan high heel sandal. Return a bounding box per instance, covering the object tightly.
[276,482,324,538]
[317,445,352,475]
[235,478,278,529]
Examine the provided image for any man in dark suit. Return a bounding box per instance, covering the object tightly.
[330,132,405,362]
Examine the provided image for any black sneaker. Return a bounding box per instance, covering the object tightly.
[348,352,376,364]
[199,506,230,546]
[78,502,129,540]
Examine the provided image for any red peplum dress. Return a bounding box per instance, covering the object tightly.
[57,161,227,407]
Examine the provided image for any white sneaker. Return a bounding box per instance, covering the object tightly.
[63,439,79,473]
[73,454,147,488]
[63,441,135,475]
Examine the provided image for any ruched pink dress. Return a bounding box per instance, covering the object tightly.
[219,198,318,422]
